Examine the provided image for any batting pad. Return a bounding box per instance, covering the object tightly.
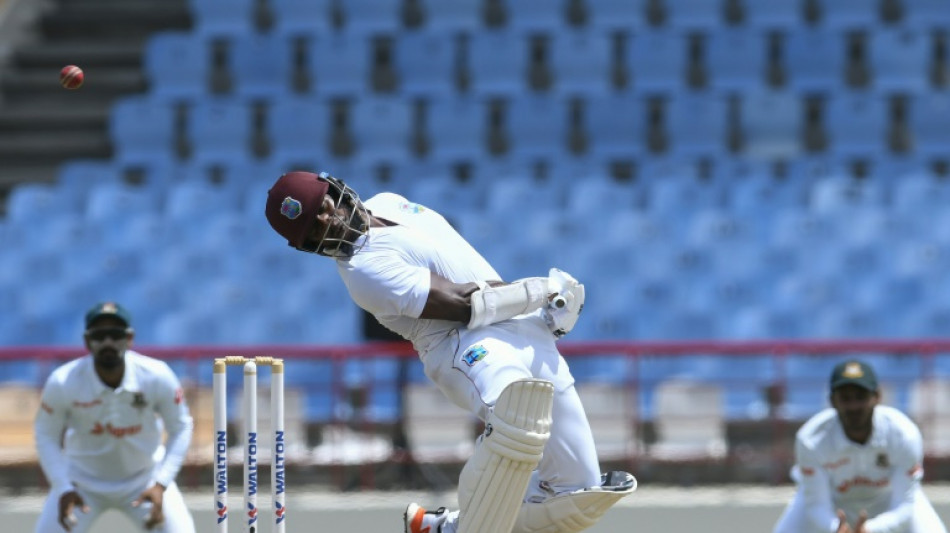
[512,471,638,533]
[457,379,555,533]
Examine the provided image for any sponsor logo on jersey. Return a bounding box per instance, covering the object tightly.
[822,457,850,470]
[462,345,488,366]
[399,201,426,213]
[836,475,889,493]
[72,399,102,408]
[90,422,143,437]
[40,402,54,414]
[174,388,184,405]
[280,197,303,219]
[876,453,890,468]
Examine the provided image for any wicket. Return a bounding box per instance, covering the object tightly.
[213,356,286,533]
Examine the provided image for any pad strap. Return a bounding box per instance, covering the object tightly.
[468,277,548,329]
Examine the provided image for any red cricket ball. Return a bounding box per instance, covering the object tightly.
[60,65,84,90]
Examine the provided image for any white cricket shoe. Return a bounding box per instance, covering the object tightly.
[404,502,447,533]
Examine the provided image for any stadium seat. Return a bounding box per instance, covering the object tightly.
[84,183,158,223]
[584,93,645,160]
[506,0,566,32]
[188,0,255,37]
[705,29,768,93]
[506,94,571,159]
[727,306,805,339]
[825,92,889,158]
[468,30,529,96]
[814,307,892,339]
[5,183,76,223]
[163,181,238,224]
[646,176,723,218]
[892,172,950,219]
[144,32,210,102]
[904,0,950,29]
[686,210,761,248]
[485,176,564,215]
[817,0,879,29]
[565,176,644,212]
[665,0,722,30]
[350,97,413,160]
[628,28,687,94]
[869,28,931,94]
[809,176,886,214]
[186,98,253,164]
[154,310,234,345]
[395,30,456,97]
[270,0,331,37]
[228,33,294,100]
[267,97,332,165]
[665,92,729,157]
[337,0,403,34]
[425,95,488,161]
[109,96,176,165]
[586,0,644,30]
[739,90,803,159]
[550,30,612,96]
[743,0,802,29]
[909,92,950,157]
[727,172,808,220]
[419,0,481,32]
[57,160,123,200]
[783,28,846,94]
[309,33,371,97]
[894,240,950,282]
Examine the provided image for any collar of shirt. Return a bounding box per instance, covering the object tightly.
[80,351,143,397]
[832,408,887,451]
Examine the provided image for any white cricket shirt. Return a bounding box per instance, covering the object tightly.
[792,405,924,533]
[337,193,501,354]
[34,350,194,498]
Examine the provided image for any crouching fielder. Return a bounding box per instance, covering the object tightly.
[263,171,636,533]
[774,360,946,533]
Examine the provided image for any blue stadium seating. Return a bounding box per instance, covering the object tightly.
[351,97,413,159]
[818,0,879,29]
[584,93,645,160]
[585,0,644,30]
[395,30,456,97]
[426,95,488,160]
[188,0,254,37]
[743,0,802,29]
[6,183,76,222]
[904,0,950,29]
[506,95,571,159]
[309,33,371,97]
[809,176,887,214]
[419,0,481,32]
[628,28,687,93]
[228,33,294,100]
[665,0,722,30]
[550,30,612,96]
[892,173,950,219]
[909,92,950,157]
[337,0,403,35]
[110,96,176,165]
[468,30,529,96]
[783,28,846,94]
[739,90,803,159]
[267,97,332,166]
[186,98,253,163]
[269,0,332,37]
[705,29,768,93]
[144,32,210,102]
[506,0,565,32]
[825,92,889,158]
[57,160,123,210]
[665,92,729,157]
[869,28,931,94]
[84,183,158,223]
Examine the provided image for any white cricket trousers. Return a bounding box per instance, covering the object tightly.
[35,481,195,533]
[773,485,947,533]
[421,312,603,529]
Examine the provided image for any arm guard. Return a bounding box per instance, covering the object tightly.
[468,277,548,329]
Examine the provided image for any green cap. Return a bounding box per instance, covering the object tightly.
[84,302,132,329]
[830,360,878,392]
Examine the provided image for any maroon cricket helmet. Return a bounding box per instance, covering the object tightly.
[265,171,329,249]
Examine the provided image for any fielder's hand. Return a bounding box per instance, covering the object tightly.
[58,489,88,531]
[836,509,868,533]
[543,268,585,338]
[132,482,166,529]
